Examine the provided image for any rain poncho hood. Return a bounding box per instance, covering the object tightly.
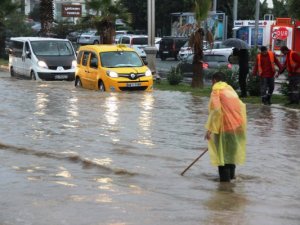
[205,82,247,166]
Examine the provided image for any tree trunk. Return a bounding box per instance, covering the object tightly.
[190,28,205,88]
[0,22,6,59]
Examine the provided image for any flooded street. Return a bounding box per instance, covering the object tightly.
[0,72,299,225]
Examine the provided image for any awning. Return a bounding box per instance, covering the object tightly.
[232,27,241,30]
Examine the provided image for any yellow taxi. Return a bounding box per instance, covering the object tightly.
[75,44,153,91]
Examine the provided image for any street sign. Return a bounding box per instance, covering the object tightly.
[62,5,82,17]
[275,27,288,40]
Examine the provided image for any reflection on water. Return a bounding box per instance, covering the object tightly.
[205,183,248,225]
[0,78,299,225]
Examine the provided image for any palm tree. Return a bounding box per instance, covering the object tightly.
[189,0,213,88]
[86,0,131,44]
[40,0,54,36]
[0,0,20,58]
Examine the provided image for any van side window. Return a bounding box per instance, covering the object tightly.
[89,53,98,68]
[82,52,90,66]
[77,51,83,64]
[11,41,23,58]
[121,37,130,44]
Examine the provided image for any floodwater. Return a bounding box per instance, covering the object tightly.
[0,74,299,225]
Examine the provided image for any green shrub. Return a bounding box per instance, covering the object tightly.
[247,75,260,96]
[219,66,240,90]
[167,67,183,85]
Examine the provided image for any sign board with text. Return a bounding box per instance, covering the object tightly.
[62,5,82,17]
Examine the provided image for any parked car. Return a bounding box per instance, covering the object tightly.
[158,36,189,60]
[77,30,100,45]
[75,44,153,92]
[176,53,236,78]
[204,41,233,61]
[6,37,76,81]
[66,31,81,43]
[118,35,148,61]
[177,40,209,61]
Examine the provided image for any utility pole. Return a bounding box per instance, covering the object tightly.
[254,0,260,47]
[233,0,238,38]
[145,0,158,79]
[213,0,217,12]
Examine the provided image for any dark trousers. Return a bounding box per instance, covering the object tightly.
[288,76,300,104]
[239,72,248,97]
[260,77,274,104]
[218,164,236,182]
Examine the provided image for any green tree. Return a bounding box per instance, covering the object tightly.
[40,0,54,36]
[272,0,288,18]
[189,0,212,88]
[85,0,131,44]
[288,0,300,20]
[0,0,20,58]
[120,0,193,36]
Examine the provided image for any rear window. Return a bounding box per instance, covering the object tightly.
[131,37,148,45]
[204,55,227,62]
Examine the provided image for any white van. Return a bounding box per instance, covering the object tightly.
[118,35,148,61]
[6,37,77,81]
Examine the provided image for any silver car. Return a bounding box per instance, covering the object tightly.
[77,30,100,45]
[176,53,237,78]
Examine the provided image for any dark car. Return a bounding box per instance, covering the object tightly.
[176,53,237,78]
[158,36,188,61]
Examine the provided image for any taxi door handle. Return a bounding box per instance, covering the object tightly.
[85,70,90,73]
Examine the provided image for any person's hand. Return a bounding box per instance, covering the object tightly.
[275,71,279,78]
[205,130,211,140]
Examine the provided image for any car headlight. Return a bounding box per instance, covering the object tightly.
[72,60,77,68]
[145,69,152,77]
[107,71,118,78]
[38,60,48,69]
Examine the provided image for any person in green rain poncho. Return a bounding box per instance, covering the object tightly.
[205,72,247,182]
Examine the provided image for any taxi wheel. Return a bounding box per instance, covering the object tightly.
[75,77,82,87]
[30,71,36,80]
[93,40,99,44]
[99,81,105,92]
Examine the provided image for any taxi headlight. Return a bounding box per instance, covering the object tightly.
[107,71,118,78]
[145,69,152,77]
[38,60,48,69]
[71,60,77,68]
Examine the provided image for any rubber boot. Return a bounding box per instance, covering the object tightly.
[218,166,231,182]
[266,94,272,105]
[227,164,236,179]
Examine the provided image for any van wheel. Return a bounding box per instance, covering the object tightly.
[30,71,36,80]
[75,77,82,87]
[160,55,166,61]
[93,40,99,44]
[99,81,105,92]
[10,67,15,77]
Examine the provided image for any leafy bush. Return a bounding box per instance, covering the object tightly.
[247,75,260,96]
[167,67,183,85]
[219,66,240,90]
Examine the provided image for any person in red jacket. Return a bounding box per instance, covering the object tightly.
[279,46,300,104]
[252,46,282,105]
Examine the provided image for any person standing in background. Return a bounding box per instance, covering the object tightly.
[279,46,300,104]
[252,46,282,105]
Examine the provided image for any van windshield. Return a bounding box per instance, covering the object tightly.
[100,51,143,68]
[31,41,74,56]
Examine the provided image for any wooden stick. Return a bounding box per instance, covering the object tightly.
[181,148,208,176]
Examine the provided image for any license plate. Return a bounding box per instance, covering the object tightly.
[163,51,168,54]
[55,75,68,79]
[126,83,141,87]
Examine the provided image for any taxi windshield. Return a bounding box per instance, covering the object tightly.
[31,41,74,56]
[100,51,144,68]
